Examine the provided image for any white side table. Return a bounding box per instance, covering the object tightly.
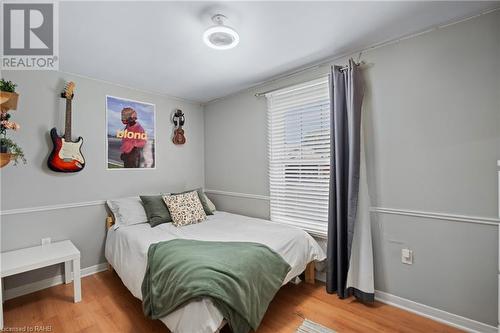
[0,240,81,329]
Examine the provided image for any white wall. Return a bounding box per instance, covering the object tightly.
[1,70,205,288]
[204,11,500,326]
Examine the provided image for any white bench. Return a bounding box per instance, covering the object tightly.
[0,240,81,329]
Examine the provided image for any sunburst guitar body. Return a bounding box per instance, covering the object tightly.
[48,128,85,172]
[48,82,85,172]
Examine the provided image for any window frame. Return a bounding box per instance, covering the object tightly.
[266,76,331,237]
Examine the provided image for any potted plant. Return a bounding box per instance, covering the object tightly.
[0,137,25,166]
[0,78,25,167]
[0,79,19,111]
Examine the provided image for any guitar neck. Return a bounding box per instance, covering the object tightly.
[64,98,72,141]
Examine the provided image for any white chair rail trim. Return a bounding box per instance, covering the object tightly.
[204,189,271,201]
[0,200,105,216]
[205,189,499,227]
[371,207,499,226]
[1,192,498,227]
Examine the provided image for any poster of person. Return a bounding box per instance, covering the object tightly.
[106,96,156,169]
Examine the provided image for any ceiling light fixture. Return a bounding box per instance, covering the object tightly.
[203,14,239,50]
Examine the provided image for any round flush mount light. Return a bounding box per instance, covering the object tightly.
[203,14,239,50]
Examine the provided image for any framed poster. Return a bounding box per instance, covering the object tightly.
[106,95,156,169]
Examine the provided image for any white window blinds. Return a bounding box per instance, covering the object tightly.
[266,77,331,237]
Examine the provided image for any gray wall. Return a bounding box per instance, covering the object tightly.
[204,11,500,326]
[1,8,499,328]
[1,70,205,288]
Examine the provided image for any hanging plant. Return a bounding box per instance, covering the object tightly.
[0,78,25,167]
[0,137,26,165]
[0,79,19,111]
[0,79,17,92]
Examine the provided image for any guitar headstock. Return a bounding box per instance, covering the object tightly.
[62,81,75,100]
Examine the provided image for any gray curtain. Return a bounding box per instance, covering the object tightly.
[326,59,373,302]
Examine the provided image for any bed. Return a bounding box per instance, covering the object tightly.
[105,210,326,333]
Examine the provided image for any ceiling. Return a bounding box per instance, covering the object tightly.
[59,1,499,103]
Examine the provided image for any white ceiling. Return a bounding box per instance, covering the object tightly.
[60,1,499,103]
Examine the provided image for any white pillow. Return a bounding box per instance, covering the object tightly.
[106,196,148,230]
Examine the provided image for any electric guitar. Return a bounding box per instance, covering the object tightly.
[47,82,85,172]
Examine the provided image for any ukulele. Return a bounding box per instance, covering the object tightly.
[172,109,186,145]
[47,82,85,172]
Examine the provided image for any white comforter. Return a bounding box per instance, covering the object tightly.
[105,211,326,333]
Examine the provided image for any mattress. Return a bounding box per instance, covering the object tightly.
[105,211,326,333]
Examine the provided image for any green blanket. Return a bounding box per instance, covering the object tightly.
[142,239,291,333]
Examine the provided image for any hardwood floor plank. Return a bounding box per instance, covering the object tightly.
[3,271,463,333]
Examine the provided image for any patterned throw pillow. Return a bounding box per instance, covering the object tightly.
[172,188,215,215]
[163,191,207,227]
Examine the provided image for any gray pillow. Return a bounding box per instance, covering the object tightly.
[140,195,172,227]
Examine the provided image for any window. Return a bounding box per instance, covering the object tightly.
[266,77,330,237]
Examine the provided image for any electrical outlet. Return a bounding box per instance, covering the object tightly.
[401,248,413,265]
[41,237,51,246]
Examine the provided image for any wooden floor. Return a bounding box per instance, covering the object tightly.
[3,270,462,333]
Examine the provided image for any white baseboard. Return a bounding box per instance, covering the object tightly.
[314,273,494,333]
[3,263,496,333]
[375,290,497,333]
[3,262,108,301]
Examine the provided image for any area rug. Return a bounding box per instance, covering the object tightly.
[296,319,336,333]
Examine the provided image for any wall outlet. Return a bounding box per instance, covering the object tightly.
[401,248,413,265]
[41,237,51,246]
